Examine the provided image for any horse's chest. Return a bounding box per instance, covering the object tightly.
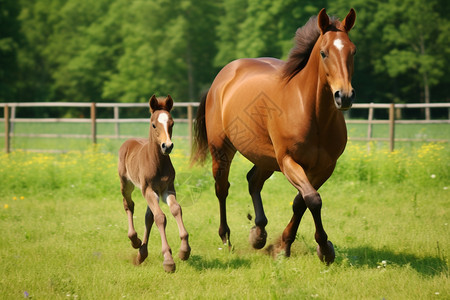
[150,171,172,190]
[291,125,346,172]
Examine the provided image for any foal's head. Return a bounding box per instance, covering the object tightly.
[317,8,356,110]
[149,95,174,155]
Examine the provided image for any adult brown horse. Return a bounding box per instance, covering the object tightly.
[192,8,356,264]
[119,95,191,272]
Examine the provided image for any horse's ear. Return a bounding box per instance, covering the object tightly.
[149,95,159,113]
[165,95,173,112]
[318,8,330,35]
[342,8,356,32]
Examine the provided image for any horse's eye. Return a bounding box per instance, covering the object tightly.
[152,123,156,129]
[320,51,327,59]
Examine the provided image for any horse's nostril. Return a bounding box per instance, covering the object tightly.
[162,143,166,149]
[350,89,356,100]
[334,91,341,99]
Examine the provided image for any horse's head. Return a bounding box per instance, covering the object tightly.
[317,8,356,111]
[149,95,174,155]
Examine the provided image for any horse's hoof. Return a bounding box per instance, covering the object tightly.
[249,226,267,249]
[316,241,335,265]
[136,246,148,264]
[129,236,142,249]
[163,261,176,273]
[178,247,191,261]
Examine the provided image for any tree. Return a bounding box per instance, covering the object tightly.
[214,0,248,67]
[0,0,22,101]
[370,0,448,118]
[215,0,326,64]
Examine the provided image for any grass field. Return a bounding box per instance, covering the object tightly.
[0,135,449,298]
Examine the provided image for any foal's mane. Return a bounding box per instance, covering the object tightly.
[282,15,340,81]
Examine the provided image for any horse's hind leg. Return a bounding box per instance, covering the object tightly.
[165,189,191,261]
[247,166,273,249]
[120,178,142,249]
[211,142,236,248]
[136,206,154,264]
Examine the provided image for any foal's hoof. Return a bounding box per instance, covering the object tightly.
[178,247,191,261]
[317,241,335,265]
[136,246,148,265]
[129,235,142,249]
[163,261,176,273]
[249,226,267,249]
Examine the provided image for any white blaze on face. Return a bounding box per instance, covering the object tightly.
[157,112,170,139]
[334,39,344,51]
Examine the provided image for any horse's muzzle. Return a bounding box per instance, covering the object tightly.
[161,142,174,155]
[334,89,355,111]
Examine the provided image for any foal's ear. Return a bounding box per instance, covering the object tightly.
[164,95,173,112]
[342,8,356,32]
[149,95,159,113]
[318,8,330,35]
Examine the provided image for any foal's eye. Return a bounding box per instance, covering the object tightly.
[152,123,156,129]
[320,51,327,59]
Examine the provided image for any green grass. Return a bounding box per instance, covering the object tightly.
[0,141,449,299]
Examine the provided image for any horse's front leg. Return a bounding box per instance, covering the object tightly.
[143,187,175,272]
[164,188,191,261]
[280,156,335,264]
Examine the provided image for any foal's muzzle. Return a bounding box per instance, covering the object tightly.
[161,142,174,155]
[334,89,355,111]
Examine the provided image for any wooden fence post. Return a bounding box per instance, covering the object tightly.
[114,106,120,138]
[187,104,193,154]
[367,103,374,140]
[4,105,10,153]
[91,102,97,144]
[389,103,395,152]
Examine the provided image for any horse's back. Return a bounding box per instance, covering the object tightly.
[210,58,283,97]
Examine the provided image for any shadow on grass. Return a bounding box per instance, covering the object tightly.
[187,255,252,271]
[337,245,448,277]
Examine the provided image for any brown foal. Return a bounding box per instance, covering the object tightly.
[118,95,190,272]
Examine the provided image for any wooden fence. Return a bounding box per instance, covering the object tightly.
[2,102,449,153]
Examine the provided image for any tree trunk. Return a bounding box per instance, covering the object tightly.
[186,41,195,101]
[419,34,431,120]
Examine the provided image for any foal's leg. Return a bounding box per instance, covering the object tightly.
[164,189,191,260]
[136,206,154,264]
[120,178,142,249]
[280,156,335,264]
[247,165,273,249]
[143,187,175,272]
[210,142,236,248]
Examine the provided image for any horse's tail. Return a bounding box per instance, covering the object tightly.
[190,91,209,166]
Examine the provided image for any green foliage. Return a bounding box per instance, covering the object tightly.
[1,0,449,105]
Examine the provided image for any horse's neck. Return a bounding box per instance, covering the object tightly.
[291,43,337,123]
[147,133,165,166]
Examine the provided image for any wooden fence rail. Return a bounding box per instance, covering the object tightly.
[1,102,449,153]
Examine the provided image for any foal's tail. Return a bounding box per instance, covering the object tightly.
[190,91,209,166]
